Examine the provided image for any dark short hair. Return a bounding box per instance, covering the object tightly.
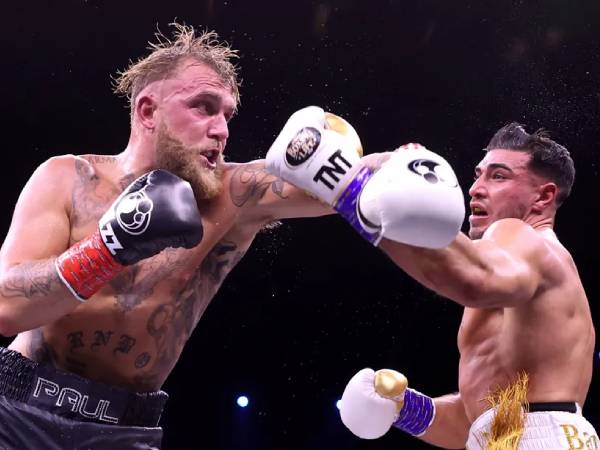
[485,122,575,207]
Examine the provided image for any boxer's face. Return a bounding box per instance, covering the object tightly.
[153,60,236,200]
[468,149,540,239]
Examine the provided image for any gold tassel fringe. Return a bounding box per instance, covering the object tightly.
[484,372,529,450]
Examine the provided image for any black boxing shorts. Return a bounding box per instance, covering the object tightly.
[0,347,167,450]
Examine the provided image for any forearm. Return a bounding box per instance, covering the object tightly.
[418,393,470,449]
[380,233,487,306]
[0,259,80,335]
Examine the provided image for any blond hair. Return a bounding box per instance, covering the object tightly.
[113,22,240,118]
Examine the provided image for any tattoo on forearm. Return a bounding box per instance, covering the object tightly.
[230,164,288,207]
[0,260,61,299]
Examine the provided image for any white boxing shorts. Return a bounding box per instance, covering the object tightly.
[466,403,598,450]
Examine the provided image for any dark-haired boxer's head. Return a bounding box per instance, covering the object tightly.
[468,123,574,239]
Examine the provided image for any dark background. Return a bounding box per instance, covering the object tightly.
[2,1,600,449]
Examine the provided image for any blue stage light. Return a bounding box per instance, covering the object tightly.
[336,399,342,410]
[237,395,249,407]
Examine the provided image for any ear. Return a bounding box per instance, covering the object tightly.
[531,181,558,213]
[134,95,157,130]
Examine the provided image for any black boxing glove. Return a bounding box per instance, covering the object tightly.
[56,170,203,301]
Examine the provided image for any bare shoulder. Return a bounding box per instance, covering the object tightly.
[482,218,567,282]
[26,154,83,196]
[481,218,546,253]
[25,154,118,216]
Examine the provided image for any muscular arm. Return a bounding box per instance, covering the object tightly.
[380,219,545,308]
[230,160,332,222]
[419,393,471,449]
[0,156,80,335]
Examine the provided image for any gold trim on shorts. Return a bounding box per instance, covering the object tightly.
[483,372,529,450]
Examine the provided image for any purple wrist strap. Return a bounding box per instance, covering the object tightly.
[392,388,436,436]
[333,165,379,244]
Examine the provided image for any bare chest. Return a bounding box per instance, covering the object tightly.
[27,164,256,389]
[457,308,503,353]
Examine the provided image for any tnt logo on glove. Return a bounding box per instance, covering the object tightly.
[285,127,322,168]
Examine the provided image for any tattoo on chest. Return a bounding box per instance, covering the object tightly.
[111,248,186,312]
[86,156,119,165]
[28,328,58,366]
[29,240,246,390]
[119,173,136,190]
[70,159,136,228]
[113,334,137,355]
[133,239,246,389]
[230,164,288,207]
[67,331,85,351]
[71,160,106,226]
[91,330,113,351]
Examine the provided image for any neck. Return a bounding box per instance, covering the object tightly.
[116,127,157,178]
[524,213,555,231]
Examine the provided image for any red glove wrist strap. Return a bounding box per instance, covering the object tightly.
[55,230,124,301]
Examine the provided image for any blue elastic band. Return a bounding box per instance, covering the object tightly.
[334,166,379,244]
[393,388,436,436]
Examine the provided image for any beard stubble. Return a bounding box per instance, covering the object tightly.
[155,124,224,202]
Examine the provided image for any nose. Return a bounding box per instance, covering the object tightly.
[208,113,229,142]
[468,176,486,199]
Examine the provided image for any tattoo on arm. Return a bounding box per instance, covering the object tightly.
[0,260,61,299]
[230,164,288,207]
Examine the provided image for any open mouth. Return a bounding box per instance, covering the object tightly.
[469,205,489,221]
[199,150,219,169]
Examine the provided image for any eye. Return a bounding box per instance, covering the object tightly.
[492,172,506,180]
[192,102,207,113]
[192,101,217,115]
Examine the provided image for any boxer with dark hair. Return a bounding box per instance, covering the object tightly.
[338,123,597,449]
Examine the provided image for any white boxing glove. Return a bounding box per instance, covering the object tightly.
[340,368,406,439]
[266,106,364,205]
[358,143,465,248]
[266,106,380,243]
[340,368,436,439]
[266,107,465,247]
